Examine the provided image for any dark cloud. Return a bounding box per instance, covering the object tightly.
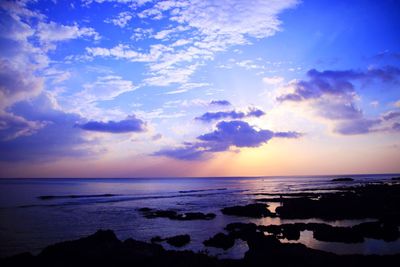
[372,51,400,61]
[334,119,381,135]
[247,108,266,117]
[277,67,400,135]
[197,120,274,150]
[154,120,301,160]
[0,94,93,161]
[77,116,146,133]
[393,122,400,131]
[273,131,303,138]
[210,100,231,106]
[277,67,400,103]
[382,110,400,121]
[195,108,265,122]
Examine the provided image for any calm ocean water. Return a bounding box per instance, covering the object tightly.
[0,174,399,258]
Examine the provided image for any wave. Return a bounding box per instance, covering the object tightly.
[179,188,227,193]
[19,189,246,208]
[38,194,119,200]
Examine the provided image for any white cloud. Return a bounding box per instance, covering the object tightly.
[37,21,100,45]
[86,44,172,62]
[0,59,44,109]
[236,60,265,70]
[164,82,209,94]
[81,75,136,101]
[86,0,299,86]
[60,75,137,120]
[0,1,107,141]
[263,76,284,85]
[43,68,72,84]
[144,64,200,86]
[131,27,154,40]
[105,11,133,28]
[0,111,48,141]
[82,0,153,6]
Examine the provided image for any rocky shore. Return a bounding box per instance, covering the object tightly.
[2,181,400,267]
[2,228,399,267]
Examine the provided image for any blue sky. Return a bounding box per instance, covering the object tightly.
[0,0,399,177]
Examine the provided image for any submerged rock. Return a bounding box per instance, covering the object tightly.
[182,212,216,220]
[139,208,216,221]
[221,203,274,218]
[203,233,235,250]
[151,234,191,247]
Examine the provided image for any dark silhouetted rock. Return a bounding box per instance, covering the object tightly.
[312,224,364,243]
[221,203,274,218]
[331,178,354,182]
[203,233,235,250]
[275,184,400,221]
[166,234,190,247]
[353,221,400,242]
[151,236,164,243]
[256,197,287,202]
[3,228,400,267]
[392,177,400,181]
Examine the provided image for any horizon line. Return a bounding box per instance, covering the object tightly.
[1,172,399,179]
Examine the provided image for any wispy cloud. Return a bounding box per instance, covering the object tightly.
[210,100,231,106]
[86,0,299,86]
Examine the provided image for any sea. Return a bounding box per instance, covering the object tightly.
[1,174,399,258]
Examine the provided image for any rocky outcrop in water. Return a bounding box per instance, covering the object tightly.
[139,208,216,221]
[221,203,275,218]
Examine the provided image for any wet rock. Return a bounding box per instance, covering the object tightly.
[263,223,306,241]
[166,235,191,247]
[221,203,274,218]
[203,233,235,250]
[225,223,260,240]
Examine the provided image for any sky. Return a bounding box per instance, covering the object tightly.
[0,0,399,178]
